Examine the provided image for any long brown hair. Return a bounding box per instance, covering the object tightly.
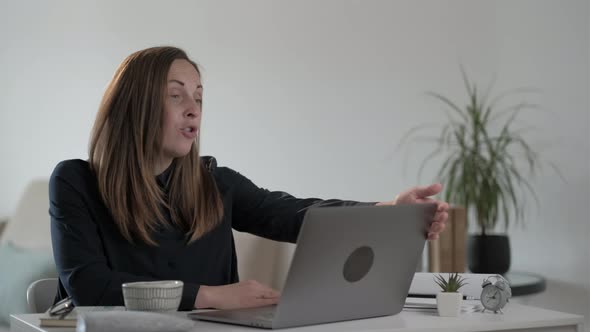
[89,46,224,245]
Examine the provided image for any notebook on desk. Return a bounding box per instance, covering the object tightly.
[39,306,125,327]
[189,203,437,329]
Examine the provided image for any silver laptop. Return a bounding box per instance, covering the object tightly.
[189,203,436,329]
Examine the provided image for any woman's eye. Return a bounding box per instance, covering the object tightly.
[169,94,182,103]
[195,99,202,105]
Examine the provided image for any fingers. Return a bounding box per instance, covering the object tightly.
[208,280,281,310]
[427,233,440,240]
[428,224,444,239]
[240,296,279,309]
[256,289,280,300]
[434,211,448,224]
[415,197,436,204]
[437,201,449,212]
[413,183,442,198]
[251,296,280,308]
[429,221,445,233]
[268,289,281,298]
[252,291,280,308]
[243,280,281,308]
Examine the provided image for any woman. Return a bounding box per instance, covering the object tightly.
[50,46,449,311]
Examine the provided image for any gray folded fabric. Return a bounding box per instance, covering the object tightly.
[76,311,197,332]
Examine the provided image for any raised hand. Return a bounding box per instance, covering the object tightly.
[376,183,449,240]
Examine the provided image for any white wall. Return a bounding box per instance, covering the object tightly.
[1,0,588,328]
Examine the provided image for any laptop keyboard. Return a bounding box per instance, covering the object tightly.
[254,310,275,321]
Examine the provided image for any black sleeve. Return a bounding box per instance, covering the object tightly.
[49,163,199,310]
[225,167,376,243]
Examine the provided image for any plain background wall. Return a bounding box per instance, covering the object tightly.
[0,0,588,328]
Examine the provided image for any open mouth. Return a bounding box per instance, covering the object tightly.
[181,127,197,133]
[180,126,199,139]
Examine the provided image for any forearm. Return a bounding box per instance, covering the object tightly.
[60,264,200,310]
[236,194,377,243]
[62,266,157,306]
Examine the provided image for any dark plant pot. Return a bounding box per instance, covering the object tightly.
[467,235,511,274]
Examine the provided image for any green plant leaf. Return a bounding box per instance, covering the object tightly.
[402,69,560,234]
[426,92,468,123]
[396,123,443,151]
[479,73,497,112]
[434,273,468,292]
[489,102,542,125]
[460,65,475,98]
[488,87,541,113]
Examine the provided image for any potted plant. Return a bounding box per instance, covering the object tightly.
[400,68,556,274]
[434,273,467,317]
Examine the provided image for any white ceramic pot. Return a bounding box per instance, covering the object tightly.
[436,292,462,317]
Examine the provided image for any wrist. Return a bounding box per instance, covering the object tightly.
[375,198,396,206]
[195,285,214,309]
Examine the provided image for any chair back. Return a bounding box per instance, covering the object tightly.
[0,179,51,250]
[233,231,293,290]
[26,278,58,313]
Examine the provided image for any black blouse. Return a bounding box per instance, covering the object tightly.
[49,157,372,310]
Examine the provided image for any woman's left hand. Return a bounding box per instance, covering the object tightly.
[376,183,449,240]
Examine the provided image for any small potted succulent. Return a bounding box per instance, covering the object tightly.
[434,273,468,317]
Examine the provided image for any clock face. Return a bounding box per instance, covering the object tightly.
[481,285,502,310]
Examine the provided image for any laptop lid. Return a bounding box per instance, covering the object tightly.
[191,203,436,329]
[271,203,435,328]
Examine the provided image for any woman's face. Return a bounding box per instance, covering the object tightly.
[159,59,202,170]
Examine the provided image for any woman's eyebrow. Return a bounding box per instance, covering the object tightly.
[168,79,185,86]
[168,79,202,89]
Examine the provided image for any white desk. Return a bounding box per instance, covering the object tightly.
[10,304,584,332]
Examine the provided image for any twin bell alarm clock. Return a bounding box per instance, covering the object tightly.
[480,275,512,313]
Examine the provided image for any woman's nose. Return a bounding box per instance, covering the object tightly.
[185,103,201,118]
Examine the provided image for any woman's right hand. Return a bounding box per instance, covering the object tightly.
[195,280,281,310]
